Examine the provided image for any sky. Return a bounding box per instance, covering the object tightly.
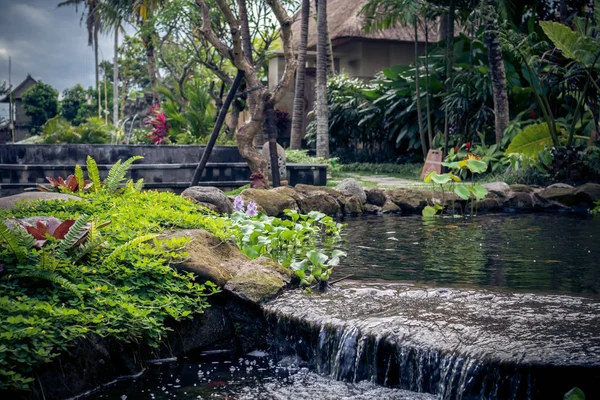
[0,0,132,94]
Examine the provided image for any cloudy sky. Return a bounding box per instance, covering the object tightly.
[0,0,132,94]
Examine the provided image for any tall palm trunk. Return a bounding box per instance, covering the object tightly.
[142,28,159,105]
[425,21,433,148]
[443,1,455,158]
[316,0,329,158]
[95,26,101,118]
[113,25,119,126]
[486,0,509,144]
[415,17,426,158]
[290,0,310,150]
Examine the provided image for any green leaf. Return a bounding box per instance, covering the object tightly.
[455,185,471,200]
[465,159,488,174]
[471,185,489,200]
[431,173,452,185]
[422,206,438,217]
[564,387,585,400]
[306,250,328,266]
[540,21,600,67]
[242,244,259,259]
[506,123,554,158]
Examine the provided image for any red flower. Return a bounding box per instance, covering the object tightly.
[465,142,471,150]
[454,145,459,153]
[529,109,536,119]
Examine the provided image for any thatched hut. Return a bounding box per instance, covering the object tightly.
[268,0,441,142]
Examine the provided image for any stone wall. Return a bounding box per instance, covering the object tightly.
[0,144,327,196]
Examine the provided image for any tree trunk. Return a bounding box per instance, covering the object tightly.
[415,18,426,159]
[113,26,119,126]
[236,94,269,182]
[443,2,455,159]
[316,0,329,159]
[142,28,159,105]
[229,99,243,138]
[290,0,310,150]
[486,0,509,144]
[425,21,433,149]
[94,26,100,118]
[559,0,568,24]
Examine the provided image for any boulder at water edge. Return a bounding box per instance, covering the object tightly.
[335,178,367,204]
[158,229,292,303]
[181,186,233,214]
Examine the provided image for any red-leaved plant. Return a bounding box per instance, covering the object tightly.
[146,105,169,145]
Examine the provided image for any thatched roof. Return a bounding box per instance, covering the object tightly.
[291,0,442,50]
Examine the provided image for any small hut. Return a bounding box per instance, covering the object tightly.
[268,0,442,141]
[0,74,38,143]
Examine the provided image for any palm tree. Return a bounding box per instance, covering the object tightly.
[290,0,310,150]
[59,0,103,118]
[315,0,330,159]
[485,0,509,144]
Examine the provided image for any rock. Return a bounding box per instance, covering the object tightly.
[537,187,577,207]
[294,184,343,199]
[365,188,387,206]
[181,186,233,214]
[386,189,429,213]
[482,182,511,198]
[340,195,364,215]
[298,192,342,215]
[476,198,502,212]
[335,178,367,204]
[510,184,534,193]
[504,192,534,210]
[0,192,81,210]
[574,183,600,207]
[363,204,382,214]
[547,183,575,190]
[159,229,291,303]
[381,200,401,214]
[240,188,299,216]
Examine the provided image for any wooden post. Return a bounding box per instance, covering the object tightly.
[191,70,245,187]
[265,103,280,187]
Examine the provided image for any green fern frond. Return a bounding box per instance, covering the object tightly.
[104,234,156,264]
[0,222,27,264]
[103,156,143,194]
[74,164,85,192]
[72,236,104,263]
[39,249,59,272]
[5,271,83,302]
[134,178,144,192]
[86,156,102,192]
[56,214,90,257]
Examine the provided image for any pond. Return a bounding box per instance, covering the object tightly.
[333,214,600,295]
[88,214,600,399]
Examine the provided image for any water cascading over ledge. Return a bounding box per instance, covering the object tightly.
[263,283,600,400]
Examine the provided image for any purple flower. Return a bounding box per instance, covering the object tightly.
[233,195,244,213]
[246,201,258,217]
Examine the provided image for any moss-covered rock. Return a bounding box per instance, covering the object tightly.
[537,187,577,206]
[340,195,364,215]
[240,188,299,216]
[158,229,291,303]
[365,188,387,206]
[386,189,429,213]
[298,192,342,215]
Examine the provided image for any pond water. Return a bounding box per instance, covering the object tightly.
[89,352,434,400]
[332,214,600,295]
[88,213,600,399]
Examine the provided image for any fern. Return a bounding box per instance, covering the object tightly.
[86,156,102,192]
[0,222,27,264]
[4,271,83,302]
[74,164,85,192]
[39,249,59,272]
[72,236,104,263]
[104,234,156,264]
[56,214,90,257]
[103,156,143,194]
[134,178,144,192]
